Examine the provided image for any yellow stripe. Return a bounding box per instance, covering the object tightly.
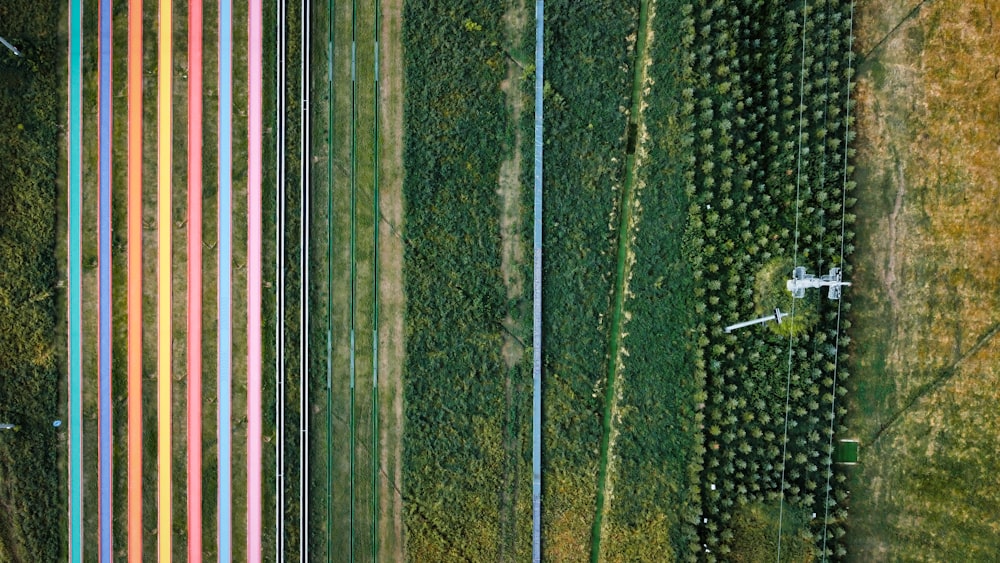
[157,0,172,559]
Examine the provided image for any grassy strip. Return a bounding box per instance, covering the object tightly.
[400,3,513,559]
[0,3,61,559]
[590,1,654,559]
[540,1,638,559]
[600,1,704,559]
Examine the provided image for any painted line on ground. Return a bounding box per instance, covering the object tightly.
[218,0,234,555]
[187,0,204,557]
[274,0,288,554]
[68,0,83,557]
[350,0,358,556]
[299,0,312,555]
[157,0,174,556]
[532,2,544,562]
[247,0,264,556]
[126,0,144,557]
[371,0,380,558]
[325,0,335,558]
[97,0,114,555]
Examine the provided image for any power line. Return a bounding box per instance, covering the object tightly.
[820,2,855,560]
[776,0,811,559]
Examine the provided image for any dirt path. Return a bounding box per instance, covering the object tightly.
[377,0,406,559]
[496,0,530,559]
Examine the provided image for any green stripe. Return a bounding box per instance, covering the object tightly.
[68,0,84,558]
[371,0,379,559]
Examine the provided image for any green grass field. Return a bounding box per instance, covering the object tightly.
[845,0,1000,559]
[0,2,62,560]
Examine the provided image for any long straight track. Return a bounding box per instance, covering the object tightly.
[66,0,89,557]
[275,0,288,553]
[248,0,265,555]
[532,2,544,562]
[187,0,205,557]
[590,1,652,560]
[126,0,144,556]
[156,0,174,556]
[218,0,235,555]
[349,0,358,557]
[325,0,335,557]
[300,0,313,556]
[97,0,114,554]
[371,2,380,559]
[67,0,83,556]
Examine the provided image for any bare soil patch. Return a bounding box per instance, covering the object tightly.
[377,0,406,559]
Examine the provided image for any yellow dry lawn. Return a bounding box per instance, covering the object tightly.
[847,0,1000,560]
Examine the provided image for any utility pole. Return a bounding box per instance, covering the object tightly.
[0,36,22,57]
[725,308,788,333]
[787,266,851,300]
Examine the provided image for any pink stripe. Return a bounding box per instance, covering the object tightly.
[247,0,263,558]
[187,0,204,557]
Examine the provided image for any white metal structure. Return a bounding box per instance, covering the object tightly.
[724,308,788,333]
[786,266,851,300]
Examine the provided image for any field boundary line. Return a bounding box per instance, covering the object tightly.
[68,0,84,556]
[274,0,288,554]
[157,0,175,555]
[218,0,234,555]
[187,0,205,557]
[248,0,264,556]
[97,0,114,553]
[127,0,144,555]
[531,1,543,562]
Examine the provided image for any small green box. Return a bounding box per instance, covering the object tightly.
[834,439,859,464]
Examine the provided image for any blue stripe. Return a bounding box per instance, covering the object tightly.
[532,1,544,561]
[218,0,233,559]
[98,0,114,559]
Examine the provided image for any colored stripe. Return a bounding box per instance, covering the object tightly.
[324,4,333,558]
[349,0,358,561]
[218,0,234,556]
[274,0,287,553]
[68,0,84,556]
[187,0,204,557]
[247,0,264,556]
[349,1,357,557]
[372,1,380,559]
[299,0,312,557]
[127,0,144,557]
[157,0,174,556]
[532,2,544,562]
[156,0,173,561]
[326,0,337,563]
[97,0,114,557]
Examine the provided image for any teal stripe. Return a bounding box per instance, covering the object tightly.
[68,0,84,558]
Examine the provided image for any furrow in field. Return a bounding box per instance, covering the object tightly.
[590,1,655,560]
